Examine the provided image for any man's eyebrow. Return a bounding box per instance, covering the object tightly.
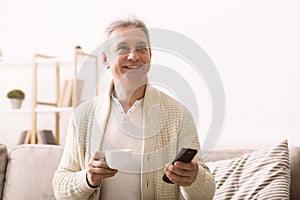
[136,41,147,46]
[114,41,148,48]
[115,41,129,46]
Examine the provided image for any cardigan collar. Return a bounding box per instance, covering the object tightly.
[90,80,161,155]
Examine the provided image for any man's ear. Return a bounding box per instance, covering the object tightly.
[102,51,109,68]
[149,48,152,59]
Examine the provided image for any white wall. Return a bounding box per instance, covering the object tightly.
[0,0,299,149]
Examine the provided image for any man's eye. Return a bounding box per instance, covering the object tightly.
[136,45,147,53]
[117,46,130,54]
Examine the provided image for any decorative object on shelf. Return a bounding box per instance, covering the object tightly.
[58,79,84,107]
[18,130,31,144]
[0,48,3,61]
[75,45,82,50]
[6,89,25,109]
[0,49,4,61]
[37,129,56,144]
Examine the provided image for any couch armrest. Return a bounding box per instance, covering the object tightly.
[0,144,8,199]
[290,147,300,200]
[2,144,63,200]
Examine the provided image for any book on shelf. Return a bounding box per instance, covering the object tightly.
[73,79,84,106]
[18,130,31,145]
[58,79,84,107]
[58,80,73,107]
[37,129,56,145]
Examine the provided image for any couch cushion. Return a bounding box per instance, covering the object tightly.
[290,147,300,200]
[0,144,8,200]
[2,144,64,200]
[206,140,290,199]
[204,149,254,162]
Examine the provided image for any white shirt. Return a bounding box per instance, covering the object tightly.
[100,94,144,200]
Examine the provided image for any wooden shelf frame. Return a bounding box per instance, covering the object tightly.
[31,53,61,144]
[73,50,99,106]
[31,50,99,145]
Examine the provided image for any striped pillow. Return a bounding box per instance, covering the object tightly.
[206,140,290,199]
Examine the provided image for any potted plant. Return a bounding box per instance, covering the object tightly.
[7,89,25,109]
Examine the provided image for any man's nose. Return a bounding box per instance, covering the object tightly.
[127,49,139,61]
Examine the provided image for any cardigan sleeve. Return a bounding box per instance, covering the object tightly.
[177,107,216,200]
[52,113,99,200]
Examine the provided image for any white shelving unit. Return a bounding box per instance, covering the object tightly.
[0,50,98,148]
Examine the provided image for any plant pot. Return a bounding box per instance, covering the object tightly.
[10,98,23,109]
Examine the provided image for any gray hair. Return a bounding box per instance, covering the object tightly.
[104,17,150,45]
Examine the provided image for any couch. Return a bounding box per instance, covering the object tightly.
[0,143,299,199]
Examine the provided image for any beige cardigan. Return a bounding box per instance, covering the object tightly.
[53,84,215,200]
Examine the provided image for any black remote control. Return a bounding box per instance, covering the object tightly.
[162,148,197,184]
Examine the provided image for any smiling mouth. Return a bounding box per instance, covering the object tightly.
[124,65,142,69]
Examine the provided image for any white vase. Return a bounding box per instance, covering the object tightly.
[10,98,23,109]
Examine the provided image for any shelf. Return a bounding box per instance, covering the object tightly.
[35,107,73,113]
[35,57,73,64]
[0,60,32,67]
[0,58,73,68]
[0,107,74,114]
[0,109,31,114]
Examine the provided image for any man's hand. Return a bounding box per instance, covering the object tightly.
[86,151,118,188]
[163,159,198,186]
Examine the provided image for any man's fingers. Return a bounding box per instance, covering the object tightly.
[89,167,118,175]
[89,159,109,168]
[166,164,191,177]
[89,151,111,169]
[164,169,193,186]
[93,151,105,161]
[165,171,190,186]
[91,172,117,180]
[164,161,198,186]
[174,160,196,170]
[86,151,118,188]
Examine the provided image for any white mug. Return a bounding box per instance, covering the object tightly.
[105,149,131,169]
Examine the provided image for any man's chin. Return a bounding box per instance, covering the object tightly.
[123,66,149,82]
[124,72,148,83]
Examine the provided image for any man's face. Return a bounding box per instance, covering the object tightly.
[103,26,152,83]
